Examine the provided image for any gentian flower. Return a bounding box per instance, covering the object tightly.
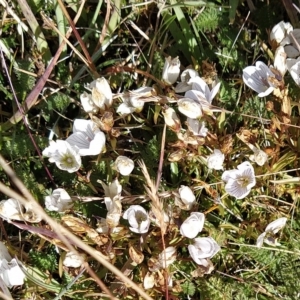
[66,119,106,156]
[207,149,225,170]
[242,61,276,97]
[256,217,287,248]
[45,188,73,212]
[188,237,220,266]
[180,212,205,239]
[221,161,256,199]
[114,156,134,176]
[43,140,81,173]
[162,56,180,85]
[175,185,196,210]
[123,205,150,234]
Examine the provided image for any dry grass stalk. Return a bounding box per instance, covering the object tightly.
[138,160,167,235]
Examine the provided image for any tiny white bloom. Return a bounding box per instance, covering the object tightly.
[286,57,300,85]
[265,217,287,234]
[178,98,202,119]
[248,145,268,166]
[191,76,221,103]
[180,212,205,239]
[117,87,152,115]
[45,188,73,212]
[115,156,134,176]
[63,252,85,268]
[123,205,150,234]
[0,198,24,221]
[256,217,287,248]
[207,149,225,170]
[80,92,98,113]
[143,272,155,289]
[186,118,208,137]
[175,68,199,93]
[175,185,196,211]
[158,247,176,269]
[242,61,276,97]
[162,107,181,132]
[98,178,122,200]
[188,237,220,265]
[274,46,287,76]
[0,258,25,287]
[66,119,106,156]
[96,217,122,234]
[105,196,122,228]
[222,161,256,199]
[89,77,113,109]
[162,56,180,85]
[42,140,81,173]
[270,21,293,45]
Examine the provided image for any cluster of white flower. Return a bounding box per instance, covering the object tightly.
[243,21,300,96]
[43,77,135,175]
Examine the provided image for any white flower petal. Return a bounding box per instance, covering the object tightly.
[43,140,81,173]
[265,217,287,234]
[207,149,225,170]
[222,161,256,199]
[188,237,220,265]
[45,188,73,212]
[178,98,202,119]
[162,56,180,85]
[63,252,85,268]
[115,156,134,176]
[123,205,150,234]
[180,212,205,239]
[89,77,113,109]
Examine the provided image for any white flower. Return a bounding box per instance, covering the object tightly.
[270,21,293,46]
[175,185,196,210]
[117,87,152,115]
[98,178,122,200]
[42,140,81,173]
[282,29,300,58]
[274,46,287,76]
[0,258,25,287]
[191,76,221,103]
[178,98,202,119]
[242,61,277,97]
[114,156,134,176]
[287,57,300,85]
[221,161,256,199]
[80,92,98,113]
[175,68,199,93]
[45,188,73,212]
[180,212,205,239]
[0,198,24,221]
[89,77,113,109]
[162,107,181,132]
[123,205,150,234]
[105,197,122,228]
[256,217,287,248]
[248,145,268,166]
[66,119,106,156]
[63,252,85,268]
[188,237,220,265]
[96,217,122,234]
[0,243,25,288]
[186,118,208,137]
[207,149,225,170]
[149,247,176,271]
[158,246,176,268]
[162,56,180,85]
